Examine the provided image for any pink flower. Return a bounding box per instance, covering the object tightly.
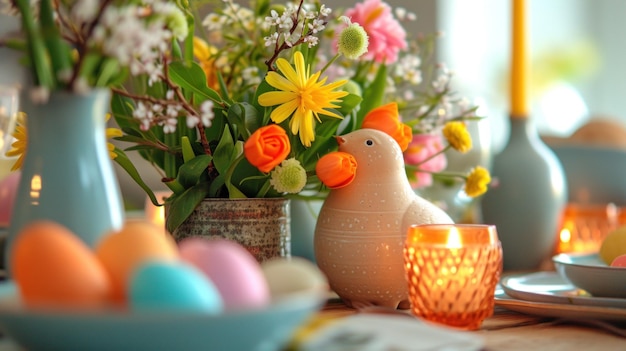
[404,134,447,189]
[344,0,407,64]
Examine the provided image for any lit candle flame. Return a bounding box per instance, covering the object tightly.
[446,227,463,248]
[559,228,571,244]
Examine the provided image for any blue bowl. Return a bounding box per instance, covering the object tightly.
[0,282,325,351]
[548,144,626,205]
[553,253,626,298]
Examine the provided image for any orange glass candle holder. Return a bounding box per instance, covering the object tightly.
[555,203,626,254]
[404,224,503,330]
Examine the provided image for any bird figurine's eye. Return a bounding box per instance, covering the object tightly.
[365,139,374,147]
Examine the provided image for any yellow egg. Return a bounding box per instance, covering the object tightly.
[11,221,111,309]
[599,225,626,265]
[95,220,179,303]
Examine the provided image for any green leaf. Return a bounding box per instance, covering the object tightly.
[164,178,185,194]
[176,154,212,189]
[213,125,236,175]
[227,102,261,138]
[181,136,195,163]
[208,173,226,197]
[356,64,388,125]
[79,53,104,86]
[165,182,210,234]
[251,79,274,121]
[337,93,362,117]
[168,61,222,103]
[254,0,271,15]
[95,58,122,87]
[112,150,159,206]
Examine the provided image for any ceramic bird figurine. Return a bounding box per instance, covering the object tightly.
[314,128,453,309]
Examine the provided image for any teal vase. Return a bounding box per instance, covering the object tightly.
[290,199,323,262]
[6,89,124,271]
[481,117,567,271]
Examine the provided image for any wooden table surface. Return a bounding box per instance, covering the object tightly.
[300,295,626,351]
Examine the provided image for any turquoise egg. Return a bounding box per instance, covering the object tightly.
[129,261,223,313]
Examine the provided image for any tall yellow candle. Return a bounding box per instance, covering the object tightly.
[511,0,529,117]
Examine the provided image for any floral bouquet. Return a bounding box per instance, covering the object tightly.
[2,0,491,234]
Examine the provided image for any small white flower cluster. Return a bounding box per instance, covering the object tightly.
[395,55,423,85]
[202,1,257,33]
[0,0,38,16]
[394,7,417,22]
[414,66,476,134]
[132,90,215,134]
[91,1,188,86]
[263,3,332,48]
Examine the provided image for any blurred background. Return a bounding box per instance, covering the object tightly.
[1,0,624,207]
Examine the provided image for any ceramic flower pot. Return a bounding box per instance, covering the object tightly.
[171,198,291,262]
[6,89,125,272]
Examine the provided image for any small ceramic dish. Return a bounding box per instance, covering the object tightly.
[552,253,626,298]
[0,282,326,351]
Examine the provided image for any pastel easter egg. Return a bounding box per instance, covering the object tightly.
[11,221,111,309]
[129,260,223,313]
[0,171,20,226]
[610,254,626,268]
[261,257,328,298]
[600,226,626,265]
[179,238,270,310]
[95,220,179,303]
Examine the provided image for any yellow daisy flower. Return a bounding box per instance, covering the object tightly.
[464,166,491,197]
[105,113,123,159]
[258,51,349,147]
[5,113,122,171]
[193,36,220,90]
[5,112,27,171]
[442,121,472,153]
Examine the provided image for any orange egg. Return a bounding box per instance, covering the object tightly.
[95,220,179,303]
[11,220,111,309]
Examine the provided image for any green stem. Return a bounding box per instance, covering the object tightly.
[405,145,452,171]
[319,53,341,75]
[39,0,71,88]
[183,12,195,66]
[164,132,178,178]
[15,0,54,89]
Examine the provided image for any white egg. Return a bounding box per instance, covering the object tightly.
[261,257,328,298]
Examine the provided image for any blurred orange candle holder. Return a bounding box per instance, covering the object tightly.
[144,191,172,230]
[555,203,626,254]
[403,224,502,330]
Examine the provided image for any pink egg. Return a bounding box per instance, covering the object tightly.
[0,171,20,226]
[610,254,626,268]
[178,238,270,310]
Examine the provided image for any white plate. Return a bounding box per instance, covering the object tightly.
[552,253,626,298]
[495,288,626,322]
[501,272,626,308]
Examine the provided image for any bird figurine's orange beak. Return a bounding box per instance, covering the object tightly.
[335,136,346,145]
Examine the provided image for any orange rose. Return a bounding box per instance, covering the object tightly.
[362,102,412,152]
[244,125,291,173]
[316,152,358,189]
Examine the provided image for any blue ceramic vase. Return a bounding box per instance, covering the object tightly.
[6,89,124,270]
[481,117,567,271]
[290,199,322,262]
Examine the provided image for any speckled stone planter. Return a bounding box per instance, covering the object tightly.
[171,198,291,262]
